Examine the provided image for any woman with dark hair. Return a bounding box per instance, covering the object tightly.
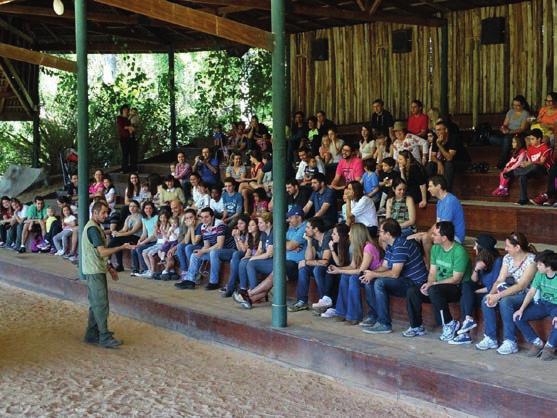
[315,223,350,318]
[88,169,104,199]
[490,95,531,168]
[359,125,376,160]
[124,173,141,205]
[225,152,247,183]
[107,199,143,271]
[344,181,378,237]
[449,234,503,345]
[407,99,428,138]
[238,150,264,214]
[221,215,255,297]
[397,150,427,207]
[385,179,416,238]
[289,111,307,162]
[477,232,537,355]
[158,174,186,209]
[0,195,14,247]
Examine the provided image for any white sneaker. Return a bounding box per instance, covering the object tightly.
[55,250,65,256]
[321,308,337,318]
[139,271,152,277]
[475,335,498,351]
[496,339,518,355]
[312,296,332,309]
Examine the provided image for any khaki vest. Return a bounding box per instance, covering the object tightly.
[81,219,108,275]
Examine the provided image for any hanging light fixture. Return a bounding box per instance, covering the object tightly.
[53,0,65,15]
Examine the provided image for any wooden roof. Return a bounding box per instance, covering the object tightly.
[0,0,527,120]
[0,0,528,54]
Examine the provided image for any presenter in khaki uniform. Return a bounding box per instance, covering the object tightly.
[82,201,135,348]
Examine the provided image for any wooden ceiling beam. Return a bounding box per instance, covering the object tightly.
[418,0,451,13]
[0,58,32,116]
[183,0,270,10]
[290,4,446,27]
[94,0,273,50]
[0,42,77,72]
[0,17,34,44]
[0,5,140,25]
[368,0,383,15]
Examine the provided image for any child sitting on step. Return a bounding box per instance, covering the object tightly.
[158,216,180,262]
[513,250,557,361]
[492,135,528,197]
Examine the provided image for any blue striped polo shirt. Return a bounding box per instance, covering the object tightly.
[385,236,428,285]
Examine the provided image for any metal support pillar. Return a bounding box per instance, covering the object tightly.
[271,0,287,328]
[169,46,177,149]
[31,63,40,168]
[440,23,449,118]
[75,0,89,278]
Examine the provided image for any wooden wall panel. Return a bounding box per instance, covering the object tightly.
[290,0,555,125]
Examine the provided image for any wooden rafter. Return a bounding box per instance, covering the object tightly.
[419,0,451,13]
[0,42,77,72]
[0,59,31,117]
[0,17,34,44]
[369,0,383,15]
[94,0,274,50]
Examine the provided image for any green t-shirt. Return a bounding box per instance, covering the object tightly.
[26,204,47,220]
[430,243,472,283]
[532,271,557,304]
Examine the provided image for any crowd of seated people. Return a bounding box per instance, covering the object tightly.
[2,97,557,361]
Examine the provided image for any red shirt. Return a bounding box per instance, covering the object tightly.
[527,143,552,170]
[407,114,429,136]
[336,157,364,182]
[116,116,130,140]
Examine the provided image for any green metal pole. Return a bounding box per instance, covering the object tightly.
[168,45,177,149]
[31,64,40,168]
[285,39,291,119]
[271,0,287,328]
[440,23,449,118]
[75,0,89,278]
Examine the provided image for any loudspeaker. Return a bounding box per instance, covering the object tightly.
[311,39,329,61]
[392,29,412,53]
[481,17,506,45]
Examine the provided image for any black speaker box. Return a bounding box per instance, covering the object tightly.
[392,29,412,53]
[481,17,506,45]
[311,39,329,61]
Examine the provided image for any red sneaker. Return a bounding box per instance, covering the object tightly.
[499,187,509,197]
[491,187,501,196]
[543,198,556,206]
[530,193,548,206]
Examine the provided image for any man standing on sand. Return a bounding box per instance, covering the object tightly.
[82,201,135,348]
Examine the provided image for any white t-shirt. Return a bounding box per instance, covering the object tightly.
[16,205,29,219]
[210,198,224,214]
[296,158,325,181]
[350,196,378,227]
[62,215,77,230]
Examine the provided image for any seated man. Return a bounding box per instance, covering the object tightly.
[426,120,471,192]
[289,216,330,312]
[284,205,308,284]
[360,219,428,334]
[221,177,243,226]
[405,221,472,340]
[286,179,311,212]
[296,147,325,187]
[330,143,364,191]
[17,195,48,253]
[193,147,220,189]
[302,173,338,229]
[175,207,234,290]
[408,175,465,263]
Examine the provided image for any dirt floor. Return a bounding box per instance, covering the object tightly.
[0,283,461,418]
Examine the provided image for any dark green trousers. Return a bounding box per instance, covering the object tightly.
[84,273,111,343]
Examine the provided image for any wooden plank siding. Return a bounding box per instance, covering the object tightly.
[290,0,555,124]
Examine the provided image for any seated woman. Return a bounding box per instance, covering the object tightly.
[233,212,273,300]
[238,150,264,214]
[251,188,269,217]
[476,232,537,355]
[448,234,503,345]
[359,125,376,161]
[88,169,104,199]
[173,151,192,198]
[315,223,350,318]
[385,179,416,238]
[131,201,159,276]
[107,200,143,271]
[140,211,170,278]
[327,223,382,325]
[103,175,117,213]
[489,95,531,169]
[533,92,557,140]
[191,181,211,212]
[220,215,253,297]
[53,204,77,256]
[491,135,528,197]
[397,150,427,208]
[344,181,378,238]
[327,128,344,164]
[514,250,557,361]
[5,198,28,249]
[225,152,247,183]
[319,135,333,165]
[0,195,14,247]
[373,133,392,164]
[158,175,186,211]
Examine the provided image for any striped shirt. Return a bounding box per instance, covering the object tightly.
[201,219,235,248]
[385,236,427,285]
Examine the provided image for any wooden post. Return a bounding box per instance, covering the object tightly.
[440,23,449,117]
[168,45,177,149]
[472,38,480,129]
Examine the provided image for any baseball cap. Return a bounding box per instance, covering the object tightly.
[286,205,304,218]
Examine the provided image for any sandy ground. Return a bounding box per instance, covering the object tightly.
[0,284,459,418]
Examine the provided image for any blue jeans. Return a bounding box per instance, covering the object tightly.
[132,241,156,272]
[238,258,252,289]
[225,250,244,292]
[335,274,363,321]
[246,258,273,290]
[515,300,557,346]
[209,248,235,285]
[176,242,201,273]
[296,264,327,303]
[366,277,416,327]
[185,251,211,282]
[481,292,526,342]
